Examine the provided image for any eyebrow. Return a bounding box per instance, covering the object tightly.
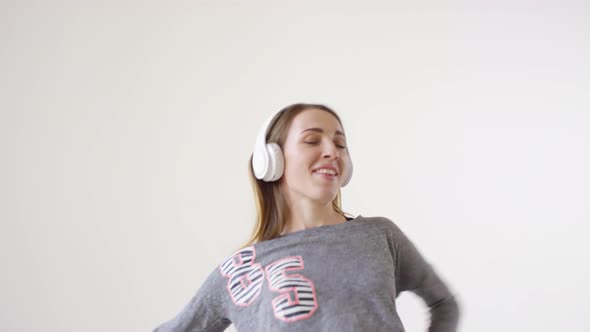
[300,128,346,137]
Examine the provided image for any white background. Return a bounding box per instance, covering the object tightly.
[2,1,589,331]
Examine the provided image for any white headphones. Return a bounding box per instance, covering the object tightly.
[251,109,353,187]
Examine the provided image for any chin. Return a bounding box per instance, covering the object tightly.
[310,192,338,204]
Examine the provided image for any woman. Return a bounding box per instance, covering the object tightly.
[154,103,460,331]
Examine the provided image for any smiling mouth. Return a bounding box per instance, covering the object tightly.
[312,171,338,180]
[313,169,338,176]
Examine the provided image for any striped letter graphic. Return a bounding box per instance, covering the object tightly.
[265,256,318,322]
[219,247,264,306]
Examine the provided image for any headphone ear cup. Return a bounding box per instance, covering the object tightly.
[265,142,284,182]
[252,144,269,180]
[341,157,353,187]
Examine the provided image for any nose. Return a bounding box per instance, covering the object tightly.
[322,141,340,160]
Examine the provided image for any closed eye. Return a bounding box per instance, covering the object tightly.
[304,141,347,149]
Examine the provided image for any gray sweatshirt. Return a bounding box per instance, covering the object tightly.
[154,215,460,331]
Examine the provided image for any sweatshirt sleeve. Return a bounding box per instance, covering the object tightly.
[388,219,461,332]
[153,267,232,332]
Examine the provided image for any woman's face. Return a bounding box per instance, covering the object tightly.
[280,108,350,205]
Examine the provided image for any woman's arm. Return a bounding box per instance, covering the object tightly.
[389,220,461,332]
[153,267,232,332]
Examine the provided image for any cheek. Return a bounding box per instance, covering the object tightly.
[283,156,307,178]
[284,149,312,170]
[287,164,311,178]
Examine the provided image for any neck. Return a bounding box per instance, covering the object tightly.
[280,197,346,236]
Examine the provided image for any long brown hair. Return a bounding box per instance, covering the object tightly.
[241,103,353,248]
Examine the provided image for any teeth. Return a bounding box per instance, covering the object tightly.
[314,168,336,175]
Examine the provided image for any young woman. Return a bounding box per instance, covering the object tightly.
[154,103,460,331]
